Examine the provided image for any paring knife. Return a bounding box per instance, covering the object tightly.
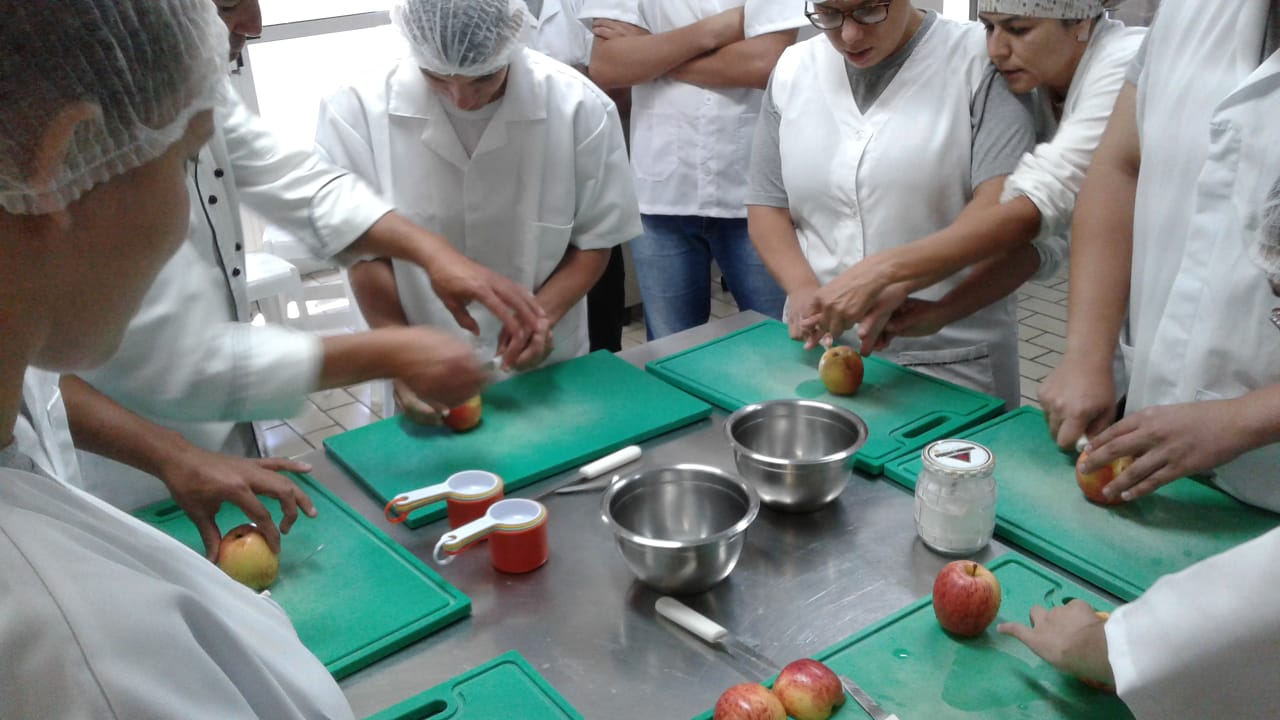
[536,445,641,498]
[655,597,900,720]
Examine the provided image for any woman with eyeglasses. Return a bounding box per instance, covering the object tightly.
[873,1,1142,351]
[747,0,1038,407]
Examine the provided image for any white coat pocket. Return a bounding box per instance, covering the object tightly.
[895,343,995,398]
[631,112,679,181]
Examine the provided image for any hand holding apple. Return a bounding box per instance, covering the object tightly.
[216,523,279,591]
[444,395,483,432]
[712,683,785,720]
[1075,451,1133,505]
[772,659,845,720]
[818,345,864,395]
[932,560,1002,637]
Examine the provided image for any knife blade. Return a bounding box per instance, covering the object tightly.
[655,597,900,720]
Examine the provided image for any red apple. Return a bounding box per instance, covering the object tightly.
[932,560,1002,637]
[1075,452,1134,505]
[216,523,278,591]
[818,345,864,395]
[772,658,846,720]
[712,683,785,720]
[444,395,482,432]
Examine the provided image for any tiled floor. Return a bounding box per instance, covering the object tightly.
[260,269,1071,458]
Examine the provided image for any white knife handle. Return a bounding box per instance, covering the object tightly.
[579,445,641,480]
[655,597,729,644]
[1075,434,1089,453]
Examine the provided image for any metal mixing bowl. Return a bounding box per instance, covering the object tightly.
[601,464,759,595]
[724,399,869,511]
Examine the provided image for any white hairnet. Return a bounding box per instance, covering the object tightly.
[1256,176,1280,283]
[394,0,529,77]
[0,0,227,215]
[977,0,1126,18]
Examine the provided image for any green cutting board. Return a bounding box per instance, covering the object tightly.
[884,407,1280,601]
[135,472,469,679]
[694,553,1132,720]
[366,650,582,720]
[325,350,711,528]
[645,320,1004,474]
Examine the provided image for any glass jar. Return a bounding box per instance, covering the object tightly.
[914,439,996,556]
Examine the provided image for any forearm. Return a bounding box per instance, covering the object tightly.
[1232,384,1280,453]
[747,205,819,294]
[534,247,610,326]
[1063,84,1139,368]
[348,258,409,329]
[588,16,741,89]
[60,375,195,482]
[931,244,1042,327]
[667,31,795,90]
[869,181,1042,294]
[317,328,423,390]
[337,211,454,276]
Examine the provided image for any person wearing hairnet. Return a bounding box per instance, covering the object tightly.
[318,0,642,422]
[863,1,1144,360]
[52,0,532,556]
[579,0,804,340]
[0,1,353,715]
[1038,0,1280,510]
[745,1,1037,407]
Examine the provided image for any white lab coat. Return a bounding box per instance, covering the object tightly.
[768,22,1022,407]
[1107,526,1280,719]
[578,0,803,218]
[529,0,592,68]
[1004,18,1146,280]
[16,369,81,488]
[314,49,642,365]
[0,468,353,719]
[75,82,394,511]
[1127,0,1280,511]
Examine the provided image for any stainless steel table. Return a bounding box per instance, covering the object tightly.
[312,311,1112,718]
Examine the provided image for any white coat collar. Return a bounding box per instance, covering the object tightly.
[527,0,562,29]
[387,50,548,167]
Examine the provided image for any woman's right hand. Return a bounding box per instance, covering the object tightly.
[1039,356,1117,450]
[785,287,828,349]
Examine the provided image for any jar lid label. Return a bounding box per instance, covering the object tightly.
[925,440,993,471]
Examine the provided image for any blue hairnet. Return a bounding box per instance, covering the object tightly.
[0,0,226,214]
[394,0,529,77]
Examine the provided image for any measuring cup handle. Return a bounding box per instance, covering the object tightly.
[432,514,501,565]
[385,481,452,523]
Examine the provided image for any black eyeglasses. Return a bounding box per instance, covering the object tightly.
[805,1,893,30]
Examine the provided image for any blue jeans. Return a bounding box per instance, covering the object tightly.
[631,215,785,340]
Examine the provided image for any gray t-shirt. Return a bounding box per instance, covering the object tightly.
[747,12,1034,208]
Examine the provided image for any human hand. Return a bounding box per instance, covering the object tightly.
[497,313,554,371]
[997,600,1114,689]
[882,297,949,344]
[387,326,489,409]
[1081,398,1249,502]
[426,250,544,349]
[800,258,895,342]
[852,282,911,357]
[784,287,828,349]
[1038,357,1117,450]
[156,446,317,561]
[591,18,649,40]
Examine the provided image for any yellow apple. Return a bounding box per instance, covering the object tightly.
[818,346,864,395]
[216,523,278,591]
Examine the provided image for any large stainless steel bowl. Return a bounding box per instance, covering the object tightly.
[601,464,759,595]
[725,399,869,512]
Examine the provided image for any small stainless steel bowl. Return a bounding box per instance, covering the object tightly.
[601,464,759,595]
[724,399,869,512]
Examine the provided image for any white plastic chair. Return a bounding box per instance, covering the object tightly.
[244,251,308,326]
